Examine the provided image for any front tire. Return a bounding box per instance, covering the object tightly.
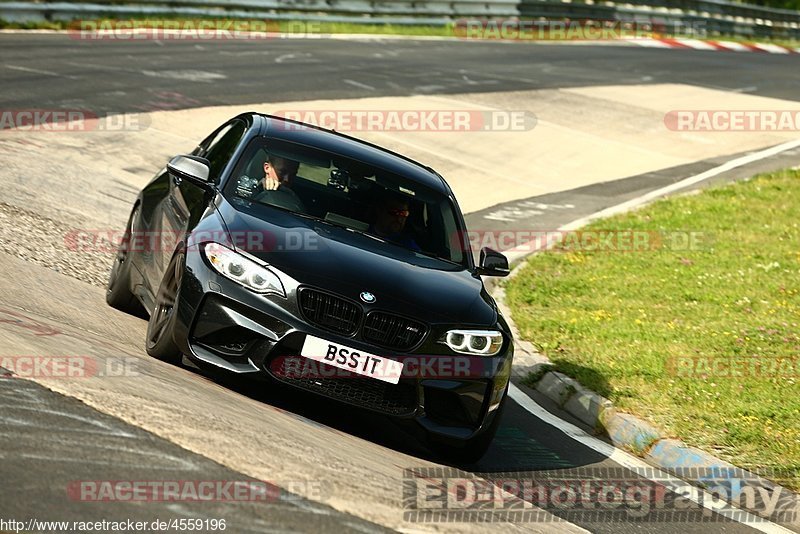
[106,207,146,318]
[146,252,184,363]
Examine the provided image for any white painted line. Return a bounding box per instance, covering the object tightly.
[461,74,499,86]
[274,53,316,64]
[504,137,800,264]
[4,64,78,80]
[563,138,800,224]
[508,384,796,533]
[64,61,129,73]
[342,79,376,91]
[140,70,226,83]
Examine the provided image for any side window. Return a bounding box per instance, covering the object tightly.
[201,120,247,183]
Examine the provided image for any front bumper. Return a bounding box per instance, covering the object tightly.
[173,249,513,442]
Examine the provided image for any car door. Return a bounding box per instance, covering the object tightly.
[156,119,248,284]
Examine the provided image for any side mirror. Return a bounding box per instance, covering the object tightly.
[476,247,510,277]
[167,155,211,184]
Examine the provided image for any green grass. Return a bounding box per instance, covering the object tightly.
[0,19,69,31]
[693,33,800,49]
[0,18,456,36]
[303,21,455,36]
[506,169,800,490]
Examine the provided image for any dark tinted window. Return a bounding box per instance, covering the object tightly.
[223,137,467,266]
[202,120,247,182]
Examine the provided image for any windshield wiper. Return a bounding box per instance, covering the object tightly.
[410,247,462,266]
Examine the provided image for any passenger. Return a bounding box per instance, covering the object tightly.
[370,193,421,251]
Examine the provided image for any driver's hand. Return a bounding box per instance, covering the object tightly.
[264,175,281,191]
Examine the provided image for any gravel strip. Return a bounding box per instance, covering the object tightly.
[0,201,115,288]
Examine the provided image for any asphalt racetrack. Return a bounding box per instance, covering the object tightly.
[1,32,799,533]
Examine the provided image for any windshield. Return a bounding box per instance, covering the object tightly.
[223,137,468,266]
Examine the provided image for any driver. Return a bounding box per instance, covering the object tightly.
[252,155,306,212]
[263,155,299,192]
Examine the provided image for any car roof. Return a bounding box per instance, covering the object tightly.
[248,113,450,195]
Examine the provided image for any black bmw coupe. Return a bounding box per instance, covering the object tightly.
[107,112,513,461]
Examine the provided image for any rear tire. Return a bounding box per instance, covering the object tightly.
[106,207,146,318]
[145,252,184,363]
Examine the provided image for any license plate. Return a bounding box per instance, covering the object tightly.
[300,335,403,385]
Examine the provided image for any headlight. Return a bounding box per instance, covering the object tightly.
[203,243,285,297]
[444,330,503,356]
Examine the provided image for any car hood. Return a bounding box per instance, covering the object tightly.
[215,200,496,325]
